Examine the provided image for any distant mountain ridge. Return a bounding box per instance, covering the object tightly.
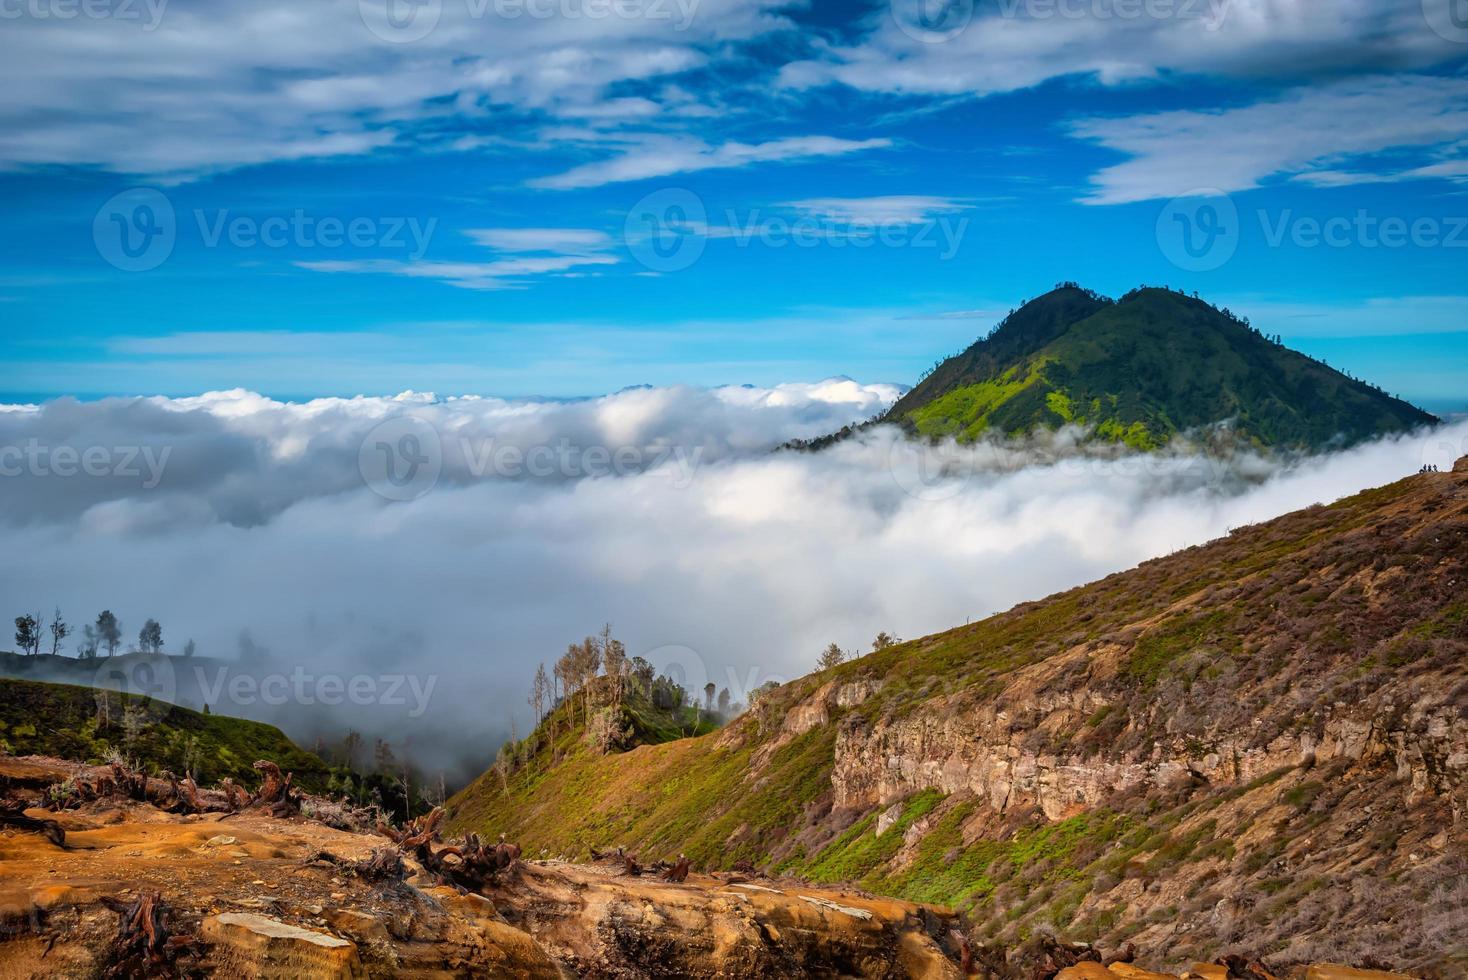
[841,284,1436,451]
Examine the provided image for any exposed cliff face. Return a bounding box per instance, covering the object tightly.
[454,463,1468,976]
[828,669,1468,820]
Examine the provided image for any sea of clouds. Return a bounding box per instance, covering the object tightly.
[0,381,1462,785]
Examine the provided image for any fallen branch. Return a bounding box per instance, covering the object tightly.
[0,798,66,848]
[305,847,407,883]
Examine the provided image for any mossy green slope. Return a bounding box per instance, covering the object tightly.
[450,466,1468,970]
[885,285,1436,449]
[0,676,331,791]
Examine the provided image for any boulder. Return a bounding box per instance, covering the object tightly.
[1302,967,1416,980]
[202,912,365,978]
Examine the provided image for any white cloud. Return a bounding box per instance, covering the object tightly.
[782,195,969,225]
[0,0,796,176]
[298,225,619,289]
[0,384,1459,782]
[1072,75,1468,204]
[529,135,894,189]
[780,0,1461,99]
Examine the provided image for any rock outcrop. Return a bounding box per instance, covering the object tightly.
[0,755,965,979]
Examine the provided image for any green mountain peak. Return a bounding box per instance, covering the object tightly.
[882,284,1436,451]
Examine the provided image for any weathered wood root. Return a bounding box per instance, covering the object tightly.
[99,891,204,979]
[305,847,407,883]
[378,808,520,891]
[250,760,300,817]
[659,855,691,883]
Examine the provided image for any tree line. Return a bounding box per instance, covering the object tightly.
[815,630,901,671]
[11,607,194,660]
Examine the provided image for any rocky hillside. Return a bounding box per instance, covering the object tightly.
[0,676,332,792]
[0,754,968,977]
[450,459,1468,975]
[876,285,1435,450]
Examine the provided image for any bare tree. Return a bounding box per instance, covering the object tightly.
[49,607,69,656]
[341,730,363,773]
[602,624,627,707]
[529,663,549,725]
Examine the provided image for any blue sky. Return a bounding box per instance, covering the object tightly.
[2,0,1467,410]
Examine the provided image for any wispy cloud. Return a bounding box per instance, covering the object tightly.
[1072,75,1468,204]
[781,196,969,225]
[530,135,893,189]
[298,227,618,290]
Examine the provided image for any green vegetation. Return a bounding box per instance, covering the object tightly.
[885,284,1435,451]
[451,464,1466,964]
[0,676,331,791]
